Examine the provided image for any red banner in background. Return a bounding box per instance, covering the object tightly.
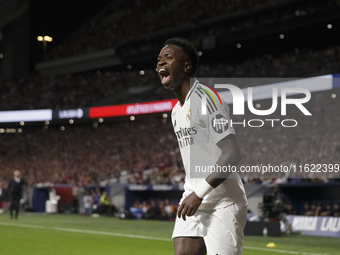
[89,99,177,118]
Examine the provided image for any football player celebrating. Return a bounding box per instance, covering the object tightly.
[156,38,248,255]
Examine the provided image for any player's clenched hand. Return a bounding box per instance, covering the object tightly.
[177,192,203,221]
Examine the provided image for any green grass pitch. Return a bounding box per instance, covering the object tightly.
[0,213,339,255]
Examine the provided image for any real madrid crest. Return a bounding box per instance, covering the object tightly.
[186,109,191,122]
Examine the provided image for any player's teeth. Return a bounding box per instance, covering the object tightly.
[159,69,166,73]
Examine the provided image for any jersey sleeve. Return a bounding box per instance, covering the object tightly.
[194,86,236,145]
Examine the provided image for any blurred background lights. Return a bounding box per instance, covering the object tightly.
[98,118,104,123]
[140,70,145,75]
[20,121,25,126]
[18,128,22,133]
[69,119,74,124]
[60,126,65,131]
[0,53,3,58]
[37,35,53,58]
[198,51,203,56]
[327,24,332,29]
[279,34,285,39]
[44,36,53,42]
[45,120,50,125]
[236,43,242,48]
[37,35,53,42]
[256,103,261,108]
[130,116,135,121]
[331,93,336,98]
[162,113,168,118]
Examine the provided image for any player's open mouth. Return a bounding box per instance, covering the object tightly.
[159,68,170,85]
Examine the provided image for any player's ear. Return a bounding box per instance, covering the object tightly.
[184,62,192,74]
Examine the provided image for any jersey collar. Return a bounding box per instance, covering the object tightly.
[185,78,199,102]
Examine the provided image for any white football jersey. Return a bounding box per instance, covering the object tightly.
[171,80,247,209]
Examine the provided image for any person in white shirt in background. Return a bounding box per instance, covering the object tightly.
[83,190,93,216]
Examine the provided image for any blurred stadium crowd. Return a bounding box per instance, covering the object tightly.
[0,88,339,187]
[46,0,338,59]
[1,44,340,111]
[46,0,270,59]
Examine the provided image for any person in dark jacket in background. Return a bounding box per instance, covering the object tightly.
[8,170,25,219]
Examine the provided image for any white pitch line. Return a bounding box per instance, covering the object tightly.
[0,222,171,242]
[0,222,329,255]
[52,227,171,242]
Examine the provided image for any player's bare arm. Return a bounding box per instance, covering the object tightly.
[177,134,242,220]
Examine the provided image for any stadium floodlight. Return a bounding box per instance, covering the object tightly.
[44,36,53,42]
[37,35,53,58]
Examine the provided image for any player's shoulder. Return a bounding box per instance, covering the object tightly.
[190,81,223,103]
[190,80,227,115]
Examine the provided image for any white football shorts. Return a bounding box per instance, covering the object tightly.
[172,203,247,255]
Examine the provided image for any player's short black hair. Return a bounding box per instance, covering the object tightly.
[165,38,199,74]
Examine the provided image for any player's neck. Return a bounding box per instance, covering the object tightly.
[173,79,191,106]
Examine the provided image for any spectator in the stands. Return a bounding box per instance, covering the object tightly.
[92,189,99,206]
[164,199,175,220]
[129,200,144,219]
[333,203,340,217]
[286,202,297,215]
[303,201,311,215]
[319,202,334,216]
[305,202,317,216]
[91,188,100,213]
[271,185,291,214]
[83,190,93,216]
[314,202,324,216]
[156,200,168,221]
[72,183,81,214]
[100,191,112,216]
[145,199,159,220]
[141,201,148,215]
[270,185,292,231]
